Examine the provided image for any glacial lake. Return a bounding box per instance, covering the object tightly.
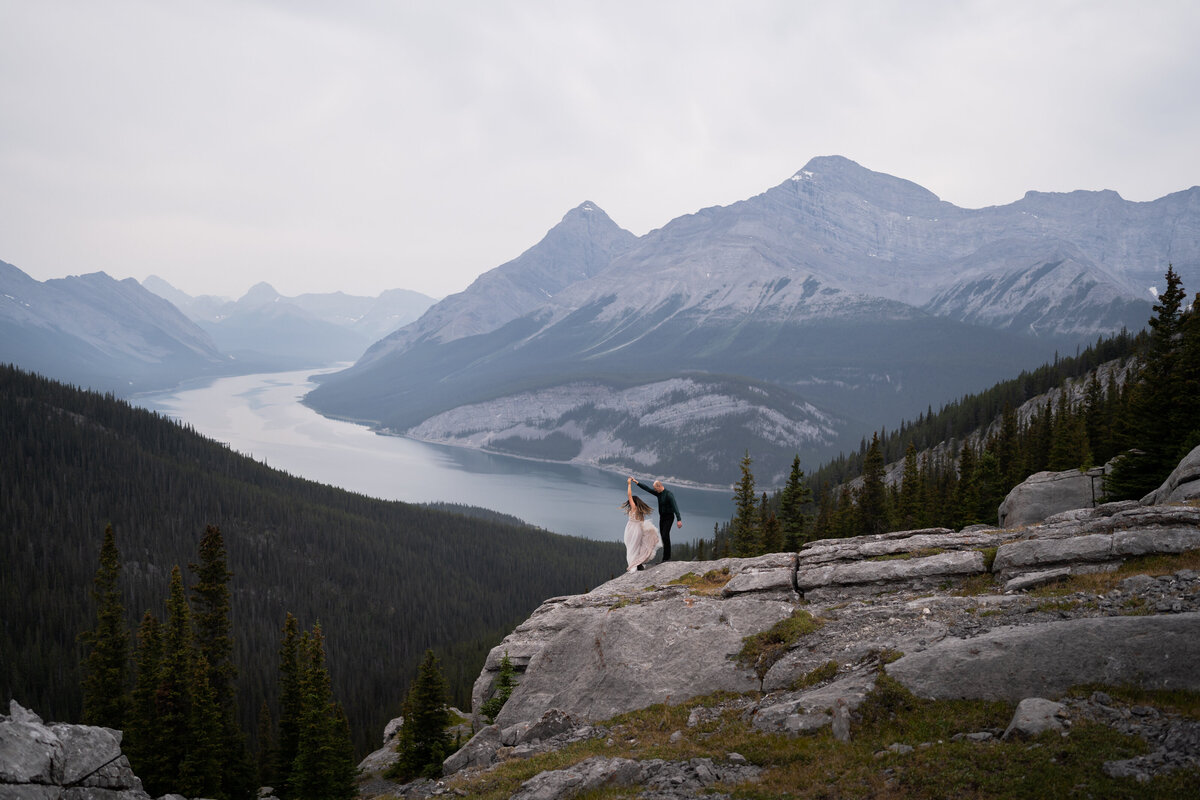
[131,367,734,544]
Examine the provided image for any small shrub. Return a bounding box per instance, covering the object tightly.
[737,609,825,681]
[792,660,839,690]
[668,567,732,595]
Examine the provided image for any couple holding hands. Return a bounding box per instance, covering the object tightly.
[622,476,683,572]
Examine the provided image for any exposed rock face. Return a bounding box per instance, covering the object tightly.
[0,700,149,799]
[475,554,798,731]
[997,466,1107,527]
[885,613,1200,701]
[438,451,1200,794]
[1142,444,1200,506]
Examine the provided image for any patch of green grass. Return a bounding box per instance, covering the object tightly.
[792,660,839,691]
[439,682,1200,800]
[953,572,1000,596]
[609,595,643,610]
[1067,684,1200,720]
[669,567,732,595]
[1031,549,1200,599]
[1033,598,1081,613]
[979,546,998,572]
[737,609,826,681]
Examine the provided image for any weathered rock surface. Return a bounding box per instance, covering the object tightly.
[886,613,1200,701]
[0,701,149,799]
[1142,443,1200,506]
[998,466,1106,527]
[474,555,797,731]
[435,448,1200,794]
[510,755,762,800]
[1002,697,1068,739]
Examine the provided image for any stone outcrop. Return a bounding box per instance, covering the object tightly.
[0,700,149,799]
[998,465,1107,527]
[420,448,1200,796]
[885,613,1200,701]
[472,553,798,732]
[1142,444,1200,506]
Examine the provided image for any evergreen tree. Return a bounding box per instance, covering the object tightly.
[778,455,812,550]
[857,433,888,536]
[80,524,130,730]
[1177,294,1200,453]
[275,613,302,798]
[1048,389,1092,471]
[389,650,453,782]
[730,452,760,556]
[179,656,224,799]
[759,493,784,553]
[974,450,1003,526]
[996,402,1020,487]
[125,611,162,787]
[1108,266,1189,498]
[897,442,923,531]
[954,443,981,529]
[151,566,194,797]
[256,700,276,789]
[289,624,355,800]
[190,525,254,800]
[480,651,516,724]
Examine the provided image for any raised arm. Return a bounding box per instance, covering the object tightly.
[627,477,635,505]
[631,478,662,498]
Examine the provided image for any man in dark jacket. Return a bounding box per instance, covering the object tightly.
[631,477,683,561]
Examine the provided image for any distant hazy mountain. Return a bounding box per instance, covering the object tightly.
[308,156,1198,485]
[143,277,436,369]
[1,260,231,393]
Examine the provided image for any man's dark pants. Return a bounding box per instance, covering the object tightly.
[659,515,675,561]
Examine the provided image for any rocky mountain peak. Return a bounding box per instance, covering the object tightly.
[782,154,949,215]
[238,281,282,307]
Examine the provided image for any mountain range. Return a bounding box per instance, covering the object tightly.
[1,261,232,393]
[306,156,1199,486]
[141,276,436,369]
[0,260,437,393]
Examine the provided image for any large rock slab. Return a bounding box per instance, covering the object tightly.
[477,557,795,730]
[795,550,985,591]
[998,467,1105,528]
[885,613,1200,701]
[0,701,148,799]
[1142,444,1200,506]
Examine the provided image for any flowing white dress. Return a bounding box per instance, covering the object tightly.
[624,509,661,572]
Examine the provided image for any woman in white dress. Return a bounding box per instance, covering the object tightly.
[623,477,661,571]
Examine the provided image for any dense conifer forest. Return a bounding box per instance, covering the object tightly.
[0,363,621,755]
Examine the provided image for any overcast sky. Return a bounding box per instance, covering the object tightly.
[2,0,1198,300]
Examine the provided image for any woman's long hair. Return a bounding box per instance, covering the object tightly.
[621,496,653,520]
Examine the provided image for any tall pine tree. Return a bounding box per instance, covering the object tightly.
[1108,266,1189,498]
[275,613,302,798]
[730,452,760,556]
[190,525,254,800]
[857,433,888,536]
[288,624,355,800]
[778,455,812,550]
[389,650,453,782]
[79,524,130,730]
[125,611,162,784]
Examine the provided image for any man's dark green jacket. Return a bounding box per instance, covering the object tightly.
[633,480,682,522]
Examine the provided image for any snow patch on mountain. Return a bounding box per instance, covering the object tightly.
[405,378,843,485]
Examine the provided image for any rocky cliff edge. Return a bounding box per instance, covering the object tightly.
[416,448,1200,797]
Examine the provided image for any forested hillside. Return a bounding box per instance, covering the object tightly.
[684,266,1200,558]
[0,364,620,754]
